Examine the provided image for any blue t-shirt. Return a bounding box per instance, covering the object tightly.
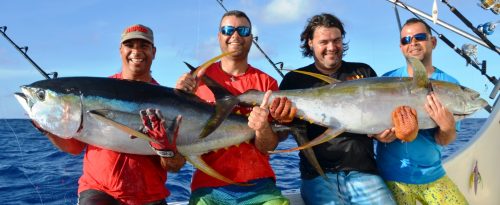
[376,66,459,184]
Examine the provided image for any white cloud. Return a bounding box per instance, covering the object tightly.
[262,0,312,24]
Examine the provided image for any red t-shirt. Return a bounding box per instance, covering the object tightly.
[78,73,169,205]
[190,61,279,191]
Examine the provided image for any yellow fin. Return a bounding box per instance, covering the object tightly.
[193,51,235,78]
[269,127,345,154]
[186,155,253,186]
[282,69,340,84]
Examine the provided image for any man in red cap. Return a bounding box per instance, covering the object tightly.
[35,24,185,205]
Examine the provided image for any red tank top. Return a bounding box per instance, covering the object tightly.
[190,62,279,191]
[78,73,169,205]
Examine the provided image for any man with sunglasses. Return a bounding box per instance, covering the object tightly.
[175,10,290,205]
[376,18,468,204]
[278,13,396,205]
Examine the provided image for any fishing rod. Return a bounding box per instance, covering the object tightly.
[387,0,500,53]
[215,0,285,78]
[0,26,56,80]
[440,0,500,55]
[387,0,498,87]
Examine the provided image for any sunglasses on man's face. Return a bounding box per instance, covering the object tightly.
[220,26,251,37]
[400,33,428,45]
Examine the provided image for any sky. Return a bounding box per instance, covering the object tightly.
[1,0,498,119]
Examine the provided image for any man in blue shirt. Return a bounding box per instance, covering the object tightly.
[376,18,468,205]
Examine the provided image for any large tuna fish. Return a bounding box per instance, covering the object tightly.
[237,58,488,135]
[15,76,330,185]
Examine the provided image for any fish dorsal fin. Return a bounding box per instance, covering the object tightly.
[407,57,430,89]
[186,155,253,186]
[282,68,341,84]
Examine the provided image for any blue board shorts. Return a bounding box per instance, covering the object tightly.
[301,171,396,205]
[189,178,289,205]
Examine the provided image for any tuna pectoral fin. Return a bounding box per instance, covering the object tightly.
[269,127,345,154]
[186,155,253,186]
[88,110,156,143]
[199,95,240,139]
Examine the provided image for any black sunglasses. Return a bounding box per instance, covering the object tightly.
[400,33,428,45]
[220,26,251,37]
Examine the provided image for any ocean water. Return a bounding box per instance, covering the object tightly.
[0,118,486,205]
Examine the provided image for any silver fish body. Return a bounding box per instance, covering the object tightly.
[15,77,255,156]
[238,77,488,134]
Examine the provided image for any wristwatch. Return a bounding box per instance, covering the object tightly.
[151,147,175,158]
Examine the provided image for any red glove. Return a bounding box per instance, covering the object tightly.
[140,109,182,158]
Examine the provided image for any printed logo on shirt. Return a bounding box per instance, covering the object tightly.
[346,74,364,81]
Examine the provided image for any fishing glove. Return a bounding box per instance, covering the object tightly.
[392,105,419,142]
[140,109,182,158]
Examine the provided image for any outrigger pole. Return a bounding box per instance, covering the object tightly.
[387,0,500,54]
[440,0,500,55]
[0,26,56,80]
[215,0,285,78]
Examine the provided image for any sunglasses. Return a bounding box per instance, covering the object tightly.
[400,33,428,45]
[220,26,251,37]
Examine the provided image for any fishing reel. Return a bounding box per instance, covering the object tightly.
[462,44,486,71]
[477,21,499,35]
[478,0,500,14]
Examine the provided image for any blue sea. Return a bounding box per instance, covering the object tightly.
[0,118,486,205]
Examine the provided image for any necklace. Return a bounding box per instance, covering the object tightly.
[219,64,248,82]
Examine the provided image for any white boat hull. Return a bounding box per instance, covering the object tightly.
[444,100,500,204]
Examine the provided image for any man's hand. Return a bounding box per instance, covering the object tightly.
[176,73,197,93]
[249,91,281,153]
[140,109,181,158]
[425,93,455,132]
[370,128,397,143]
[269,97,297,124]
[425,92,456,145]
[248,91,272,132]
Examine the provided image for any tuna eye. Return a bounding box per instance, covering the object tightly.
[35,90,45,101]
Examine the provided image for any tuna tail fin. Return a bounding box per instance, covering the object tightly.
[183,61,242,139]
[407,57,432,92]
[186,155,254,186]
[198,95,240,139]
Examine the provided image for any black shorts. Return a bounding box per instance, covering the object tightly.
[78,189,167,205]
